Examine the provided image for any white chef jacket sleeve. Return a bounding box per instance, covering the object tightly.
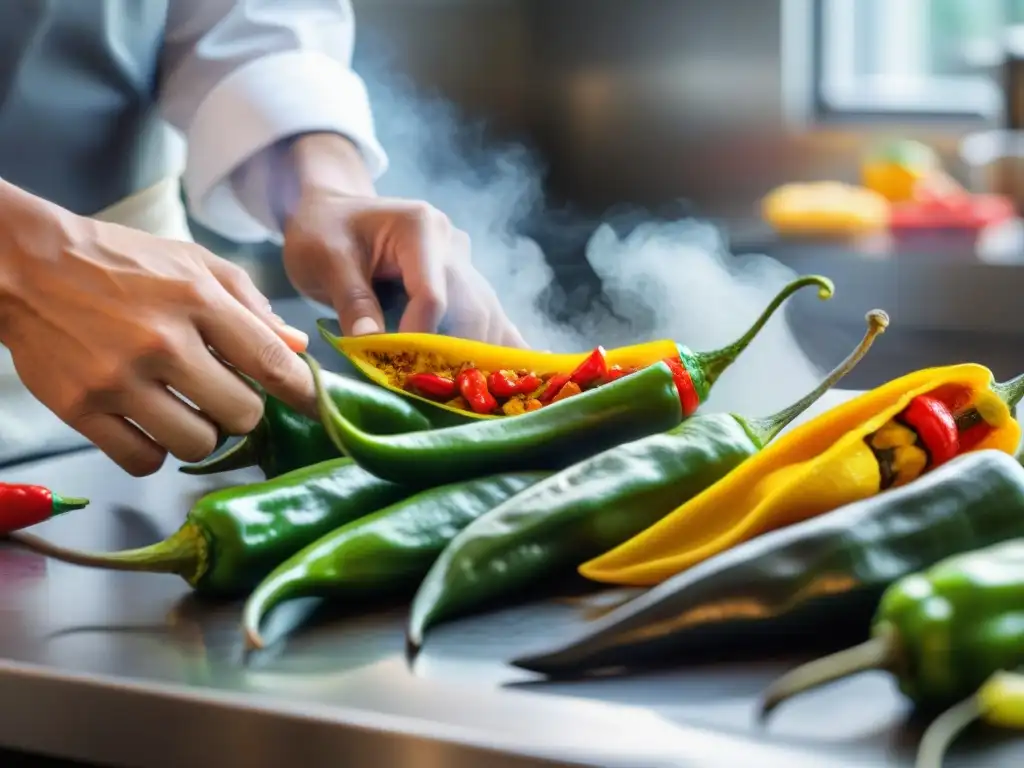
[159,0,388,243]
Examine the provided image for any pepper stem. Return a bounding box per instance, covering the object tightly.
[740,309,889,447]
[914,694,985,768]
[992,372,1024,411]
[691,275,835,389]
[758,629,899,723]
[6,523,209,587]
[179,433,264,476]
[50,494,89,517]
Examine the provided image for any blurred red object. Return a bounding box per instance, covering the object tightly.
[890,192,1015,230]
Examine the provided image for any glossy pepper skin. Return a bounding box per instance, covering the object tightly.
[180,368,433,478]
[513,450,1024,679]
[406,310,888,653]
[317,275,835,421]
[9,458,415,597]
[759,534,1024,725]
[0,483,88,532]
[580,363,1024,587]
[306,354,686,488]
[241,472,548,650]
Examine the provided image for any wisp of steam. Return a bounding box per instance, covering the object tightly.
[353,42,829,418]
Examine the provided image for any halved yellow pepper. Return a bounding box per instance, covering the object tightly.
[579,363,1024,587]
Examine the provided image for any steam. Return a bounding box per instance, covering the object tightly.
[356,47,827,417]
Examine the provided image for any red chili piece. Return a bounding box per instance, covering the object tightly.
[539,373,572,404]
[487,370,522,398]
[661,356,700,417]
[958,422,992,454]
[0,483,88,533]
[900,394,959,466]
[515,373,542,395]
[406,372,457,400]
[457,368,499,414]
[569,347,608,387]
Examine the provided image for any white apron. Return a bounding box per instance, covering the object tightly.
[0,179,192,463]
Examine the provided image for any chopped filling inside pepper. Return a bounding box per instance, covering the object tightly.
[865,385,997,490]
[364,347,650,417]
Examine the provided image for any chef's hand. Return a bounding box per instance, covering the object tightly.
[0,181,313,476]
[280,133,528,347]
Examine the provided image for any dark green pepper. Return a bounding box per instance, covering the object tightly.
[8,458,415,597]
[406,310,888,653]
[511,449,1024,679]
[180,368,435,478]
[242,472,547,650]
[306,353,687,488]
[760,535,1024,721]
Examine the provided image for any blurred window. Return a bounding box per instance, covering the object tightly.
[814,0,1024,120]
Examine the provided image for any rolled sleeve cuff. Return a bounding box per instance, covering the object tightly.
[182,50,388,243]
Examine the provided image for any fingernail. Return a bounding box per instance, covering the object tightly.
[281,326,309,353]
[351,317,381,336]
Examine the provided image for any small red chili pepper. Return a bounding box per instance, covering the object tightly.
[900,394,959,467]
[457,368,499,414]
[569,347,608,387]
[0,483,88,533]
[515,372,542,395]
[487,370,522,398]
[406,372,457,400]
[539,373,572,404]
[661,356,700,417]
[928,384,974,416]
[958,422,992,454]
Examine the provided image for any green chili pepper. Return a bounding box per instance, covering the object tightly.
[241,472,548,650]
[8,458,415,597]
[306,352,689,487]
[406,310,888,654]
[916,669,1024,768]
[180,368,435,478]
[757,520,1024,723]
[511,449,1024,679]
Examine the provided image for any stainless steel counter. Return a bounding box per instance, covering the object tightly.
[1,385,1022,768]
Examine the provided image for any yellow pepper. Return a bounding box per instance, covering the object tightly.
[861,139,940,203]
[579,364,1024,587]
[315,275,833,420]
[761,182,889,237]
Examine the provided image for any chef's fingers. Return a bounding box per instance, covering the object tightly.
[203,254,309,352]
[120,385,219,464]
[326,244,387,337]
[195,291,315,415]
[72,413,166,477]
[164,342,266,437]
[394,207,450,335]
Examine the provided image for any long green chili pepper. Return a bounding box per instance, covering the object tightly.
[511,449,1024,678]
[242,472,548,650]
[406,310,888,654]
[8,458,415,597]
[307,352,689,487]
[181,368,435,478]
[916,669,1024,768]
[758,534,1024,723]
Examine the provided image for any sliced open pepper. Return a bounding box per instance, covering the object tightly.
[317,275,835,420]
[578,363,1024,587]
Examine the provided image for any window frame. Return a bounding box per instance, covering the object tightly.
[806,0,1002,126]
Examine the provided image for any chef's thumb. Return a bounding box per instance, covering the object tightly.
[330,261,386,338]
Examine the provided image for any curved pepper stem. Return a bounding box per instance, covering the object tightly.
[992,372,1024,411]
[740,309,889,447]
[691,275,835,390]
[758,628,899,723]
[179,434,264,476]
[6,525,209,588]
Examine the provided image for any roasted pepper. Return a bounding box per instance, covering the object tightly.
[307,352,688,488]
[511,450,1024,678]
[318,275,835,420]
[241,472,548,650]
[578,364,1024,587]
[759,536,1024,725]
[916,670,1024,768]
[9,458,415,597]
[406,310,888,653]
[180,368,433,478]
[0,483,88,533]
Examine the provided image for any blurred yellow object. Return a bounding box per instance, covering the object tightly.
[761,182,889,236]
[861,139,940,202]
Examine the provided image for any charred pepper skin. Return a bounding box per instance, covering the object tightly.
[307,354,686,488]
[9,458,416,597]
[512,450,1024,679]
[180,368,434,478]
[242,472,548,650]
